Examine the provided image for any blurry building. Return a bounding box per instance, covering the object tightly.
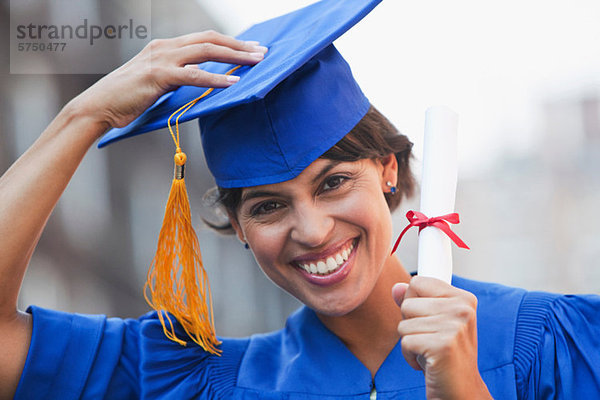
[454,93,600,293]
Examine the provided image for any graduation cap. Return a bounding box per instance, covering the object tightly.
[99,0,382,354]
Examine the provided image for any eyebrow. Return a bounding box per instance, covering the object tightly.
[310,161,342,185]
[241,189,282,203]
[241,160,343,204]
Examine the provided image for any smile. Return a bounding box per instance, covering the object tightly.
[296,240,355,275]
[292,238,358,287]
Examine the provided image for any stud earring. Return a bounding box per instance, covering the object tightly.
[386,181,397,195]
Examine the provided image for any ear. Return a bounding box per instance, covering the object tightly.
[377,153,398,191]
[227,210,246,245]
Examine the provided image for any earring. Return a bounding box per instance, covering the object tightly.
[386,181,397,195]
[244,243,249,249]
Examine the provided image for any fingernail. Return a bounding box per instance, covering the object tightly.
[249,52,265,60]
[226,75,240,83]
[252,45,268,54]
[245,40,260,46]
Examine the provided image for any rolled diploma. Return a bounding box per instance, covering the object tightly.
[417,106,459,284]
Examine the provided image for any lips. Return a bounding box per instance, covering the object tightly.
[292,238,358,286]
[296,240,355,275]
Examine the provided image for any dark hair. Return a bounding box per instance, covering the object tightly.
[208,105,415,234]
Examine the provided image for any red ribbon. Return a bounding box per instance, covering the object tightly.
[391,210,470,255]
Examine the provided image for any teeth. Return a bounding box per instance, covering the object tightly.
[326,257,337,271]
[317,261,327,274]
[297,240,356,275]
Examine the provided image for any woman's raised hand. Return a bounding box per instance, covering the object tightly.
[392,276,493,399]
[74,31,267,132]
[0,31,266,399]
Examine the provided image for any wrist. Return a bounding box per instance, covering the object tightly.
[55,96,111,142]
[63,92,112,135]
[37,98,111,154]
[446,369,492,400]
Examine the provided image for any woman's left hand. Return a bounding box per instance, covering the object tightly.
[392,276,493,400]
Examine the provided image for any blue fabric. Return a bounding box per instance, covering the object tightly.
[514,292,600,399]
[98,0,378,188]
[199,45,370,188]
[15,277,600,399]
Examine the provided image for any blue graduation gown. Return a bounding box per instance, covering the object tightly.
[15,277,600,399]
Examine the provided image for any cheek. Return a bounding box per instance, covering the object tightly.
[250,238,303,298]
[341,187,394,257]
[244,223,290,278]
[337,185,392,229]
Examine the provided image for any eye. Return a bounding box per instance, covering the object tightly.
[251,200,283,216]
[321,175,348,192]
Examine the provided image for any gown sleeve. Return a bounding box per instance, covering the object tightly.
[15,305,142,399]
[14,305,246,399]
[514,292,600,399]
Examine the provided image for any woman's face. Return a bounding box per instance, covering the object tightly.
[232,156,398,316]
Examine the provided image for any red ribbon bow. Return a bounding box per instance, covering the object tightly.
[390,210,470,255]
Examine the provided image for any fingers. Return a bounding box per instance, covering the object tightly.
[397,314,461,336]
[400,296,476,320]
[401,332,440,371]
[392,278,488,397]
[170,30,266,53]
[395,276,477,324]
[401,339,424,371]
[402,276,476,304]
[393,275,478,371]
[170,67,241,89]
[148,31,268,67]
[143,31,268,90]
[175,43,266,67]
[401,331,462,372]
[404,275,457,298]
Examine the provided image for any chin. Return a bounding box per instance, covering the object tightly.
[304,292,366,317]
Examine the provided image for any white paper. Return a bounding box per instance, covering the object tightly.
[417,106,459,284]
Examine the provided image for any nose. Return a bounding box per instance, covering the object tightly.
[289,202,334,248]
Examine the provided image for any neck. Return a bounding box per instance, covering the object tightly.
[316,255,411,378]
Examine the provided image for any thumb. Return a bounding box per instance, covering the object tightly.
[391,282,409,307]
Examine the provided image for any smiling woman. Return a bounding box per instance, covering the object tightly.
[217,106,416,322]
[2,0,600,399]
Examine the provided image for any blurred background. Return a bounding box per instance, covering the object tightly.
[2,0,599,337]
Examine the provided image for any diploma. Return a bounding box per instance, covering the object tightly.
[417,106,459,284]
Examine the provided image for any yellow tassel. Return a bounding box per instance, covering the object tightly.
[144,65,241,355]
[144,150,221,355]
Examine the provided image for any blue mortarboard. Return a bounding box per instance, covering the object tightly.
[98,0,381,188]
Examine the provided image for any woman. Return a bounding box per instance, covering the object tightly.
[2,1,599,399]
